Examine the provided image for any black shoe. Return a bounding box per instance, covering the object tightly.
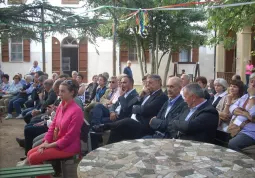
[16,138,25,148]
[92,124,105,133]
[20,156,27,161]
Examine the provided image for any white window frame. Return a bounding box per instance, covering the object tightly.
[9,38,23,62]
[179,49,192,62]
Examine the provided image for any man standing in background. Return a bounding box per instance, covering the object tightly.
[29,61,41,75]
[123,60,133,78]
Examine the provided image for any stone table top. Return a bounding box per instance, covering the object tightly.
[77,139,255,178]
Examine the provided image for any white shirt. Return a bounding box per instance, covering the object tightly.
[29,66,41,73]
[212,91,228,104]
[115,89,135,115]
[165,95,181,118]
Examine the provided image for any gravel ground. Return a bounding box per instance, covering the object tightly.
[0,116,25,168]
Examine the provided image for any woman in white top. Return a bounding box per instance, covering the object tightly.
[212,78,228,108]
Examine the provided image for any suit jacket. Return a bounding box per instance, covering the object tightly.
[133,89,168,132]
[150,96,187,133]
[39,89,57,113]
[109,89,139,119]
[167,100,219,143]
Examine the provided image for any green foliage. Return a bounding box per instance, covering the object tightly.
[0,0,103,42]
[207,0,255,49]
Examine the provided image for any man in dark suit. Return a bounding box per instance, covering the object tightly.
[149,77,187,137]
[168,83,219,143]
[89,75,138,126]
[93,74,168,144]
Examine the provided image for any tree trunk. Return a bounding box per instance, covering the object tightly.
[155,31,159,74]
[134,29,144,78]
[163,51,172,87]
[141,39,147,74]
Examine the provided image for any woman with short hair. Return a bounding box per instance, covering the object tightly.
[211,78,228,108]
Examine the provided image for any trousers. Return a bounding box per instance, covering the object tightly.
[27,146,76,178]
[228,132,255,152]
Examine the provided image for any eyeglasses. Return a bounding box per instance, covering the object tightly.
[110,81,116,83]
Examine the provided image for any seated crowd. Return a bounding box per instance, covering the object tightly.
[1,63,255,176]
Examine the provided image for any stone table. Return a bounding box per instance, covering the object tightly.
[77,139,255,178]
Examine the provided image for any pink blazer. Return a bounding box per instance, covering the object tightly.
[44,100,84,153]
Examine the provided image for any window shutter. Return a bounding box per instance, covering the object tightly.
[79,39,88,83]
[145,50,150,63]
[1,42,9,62]
[52,37,61,74]
[172,52,179,62]
[120,44,128,62]
[61,0,79,4]
[23,39,30,62]
[192,48,199,63]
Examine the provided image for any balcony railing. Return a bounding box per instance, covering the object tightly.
[217,72,235,84]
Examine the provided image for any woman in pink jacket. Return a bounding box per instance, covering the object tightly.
[27,79,84,178]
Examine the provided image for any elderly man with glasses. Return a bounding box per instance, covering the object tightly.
[86,76,120,124]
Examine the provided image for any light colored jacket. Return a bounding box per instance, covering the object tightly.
[6,82,23,95]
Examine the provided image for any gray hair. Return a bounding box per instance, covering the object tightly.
[181,74,190,81]
[147,74,162,86]
[72,71,78,75]
[25,75,33,81]
[250,73,255,80]
[184,83,205,98]
[214,78,228,90]
[38,75,47,83]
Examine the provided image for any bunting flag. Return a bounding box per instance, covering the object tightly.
[136,10,149,37]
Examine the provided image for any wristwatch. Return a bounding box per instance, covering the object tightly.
[249,96,255,99]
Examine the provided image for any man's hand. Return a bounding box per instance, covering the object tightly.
[31,110,40,116]
[110,112,117,121]
[248,87,255,96]
[140,88,150,98]
[33,121,45,127]
[149,117,156,125]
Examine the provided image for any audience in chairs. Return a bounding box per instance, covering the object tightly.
[92,75,168,145]
[228,73,255,152]
[88,76,120,125]
[2,67,255,168]
[23,79,84,175]
[216,80,244,132]
[148,77,186,138]
[211,78,228,107]
[5,75,34,120]
[167,83,219,143]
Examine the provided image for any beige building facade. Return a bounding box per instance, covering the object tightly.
[216,26,255,84]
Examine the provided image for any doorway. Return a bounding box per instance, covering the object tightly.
[61,37,78,77]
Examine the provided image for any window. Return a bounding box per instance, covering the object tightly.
[61,0,79,4]
[128,46,137,61]
[8,0,27,4]
[179,50,191,62]
[10,39,23,62]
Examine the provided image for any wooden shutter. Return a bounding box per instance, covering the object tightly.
[145,50,150,63]
[1,42,9,62]
[52,37,61,74]
[8,0,26,4]
[23,39,30,62]
[79,39,88,83]
[192,48,199,63]
[61,0,79,4]
[120,44,128,62]
[172,52,179,62]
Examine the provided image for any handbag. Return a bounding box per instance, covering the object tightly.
[227,98,250,137]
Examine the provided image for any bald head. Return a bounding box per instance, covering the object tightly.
[166,77,182,99]
[181,74,190,87]
[33,61,38,67]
